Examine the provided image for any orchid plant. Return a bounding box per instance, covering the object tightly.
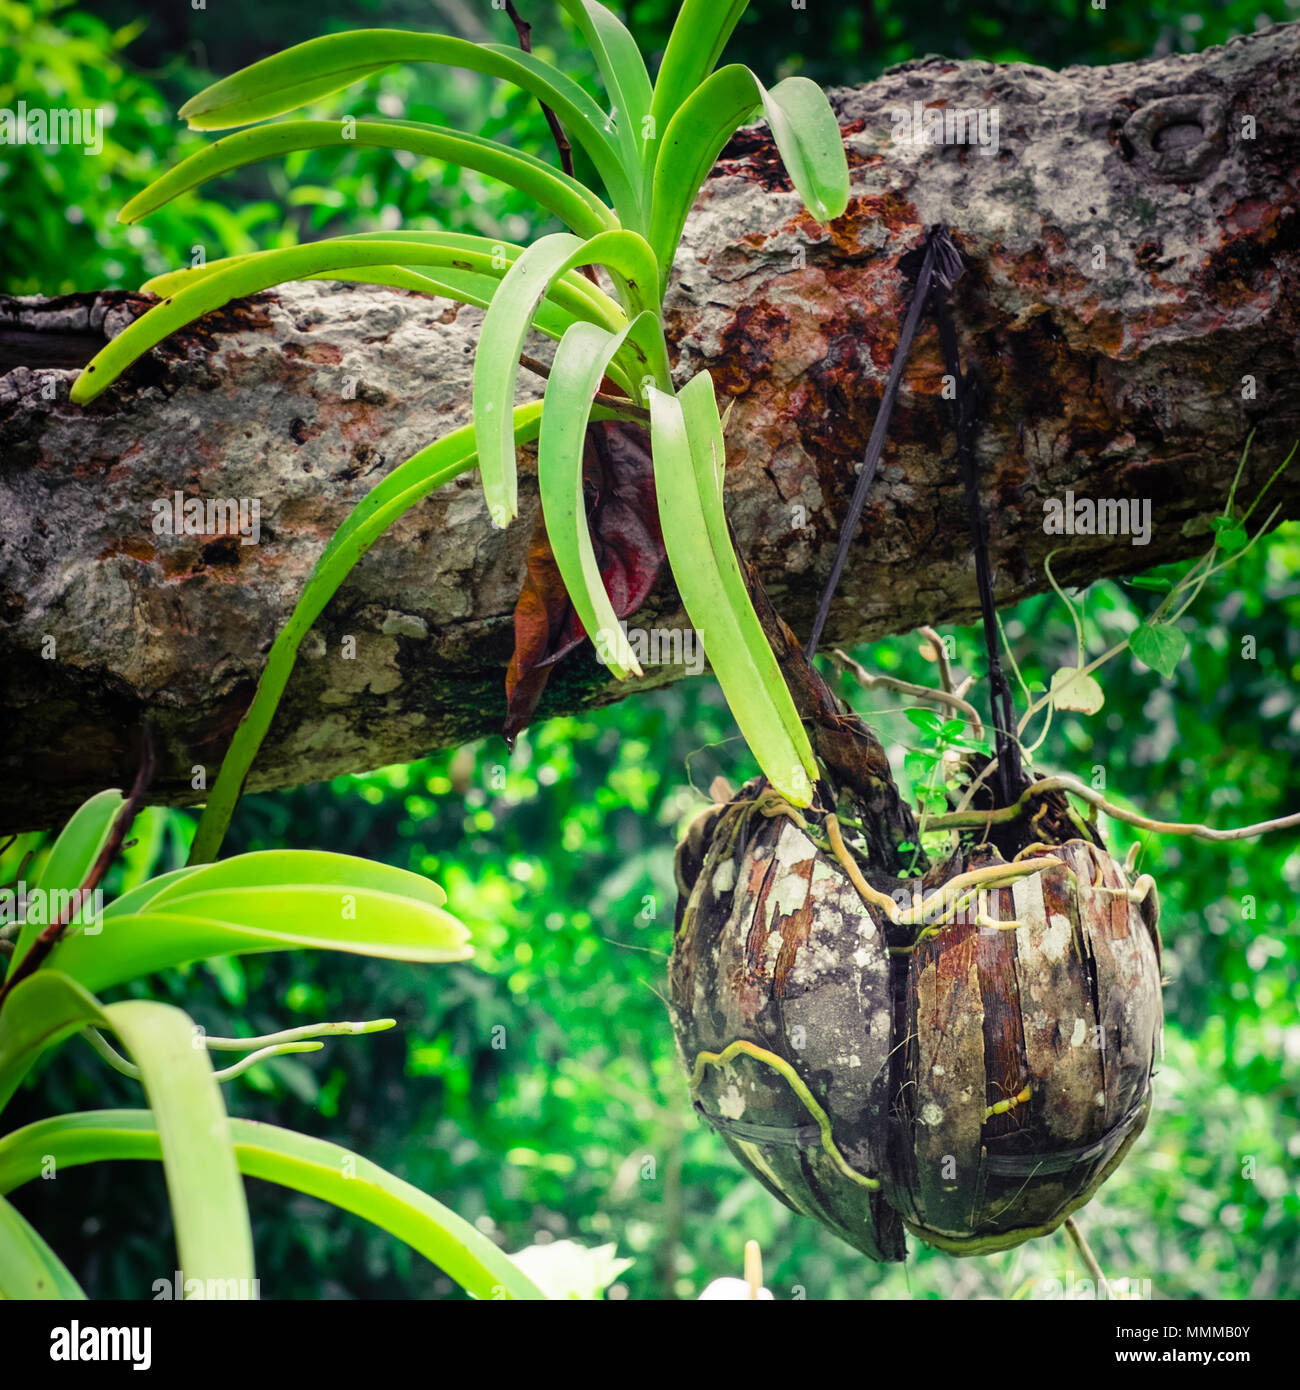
[69,1,850,863]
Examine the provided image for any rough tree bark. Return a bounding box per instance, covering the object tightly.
[1,24,1297,832]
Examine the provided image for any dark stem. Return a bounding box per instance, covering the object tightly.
[805,232,942,659]
[503,2,575,179]
[0,726,156,1008]
[927,232,1023,806]
[504,3,605,289]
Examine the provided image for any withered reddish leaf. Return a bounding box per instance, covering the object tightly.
[503,421,664,742]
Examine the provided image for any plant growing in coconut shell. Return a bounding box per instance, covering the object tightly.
[671,434,1298,1269]
[64,0,1300,1281]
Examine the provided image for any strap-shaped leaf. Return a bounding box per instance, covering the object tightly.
[139,257,617,374]
[177,29,640,223]
[559,0,653,219]
[649,0,750,133]
[99,864,205,919]
[100,1001,254,1292]
[48,891,470,996]
[71,234,625,406]
[0,1196,86,1300]
[334,230,628,323]
[140,231,621,320]
[474,229,661,526]
[186,403,557,864]
[32,788,121,897]
[0,971,107,1113]
[0,1111,545,1301]
[757,75,850,222]
[9,789,123,973]
[537,312,670,681]
[649,65,849,278]
[109,849,446,918]
[649,374,817,805]
[121,119,616,239]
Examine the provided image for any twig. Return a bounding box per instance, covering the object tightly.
[0,727,155,1008]
[831,647,984,739]
[519,352,649,421]
[928,771,1300,842]
[1064,1216,1111,1299]
[504,3,603,288]
[917,626,955,694]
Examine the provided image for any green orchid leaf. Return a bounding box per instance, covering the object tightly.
[474,229,661,527]
[177,29,640,222]
[649,65,848,279]
[0,971,108,1113]
[186,403,568,864]
[0,1111,545,1301]
[138,256,614,370]
[9,790,124,974]
[97,865,205,920]
[141,229,624,320]
[1130,623,1187,679]
[49,890,471,996]
[71,234,625,406]
[757,74,850,222]
[105,850,445,926]
[537,313,669,682]
[120,119,615,239]
[32,788,122,898]
[0,1196,87,1300]
[649,0,750,134]
[649,373,818,805]
[1049,666,1106,715]
[101,1001,254,1291]
[337,230,629,327]
[559,0,653,216]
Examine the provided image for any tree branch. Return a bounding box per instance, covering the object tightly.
[1,24,1298,830]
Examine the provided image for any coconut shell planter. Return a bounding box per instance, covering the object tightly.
[669,777,1164,1262]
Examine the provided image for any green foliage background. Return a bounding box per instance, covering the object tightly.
[2,0,1297,1299]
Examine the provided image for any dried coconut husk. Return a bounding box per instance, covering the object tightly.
[669,550,1163,1260]
[670,759,1162,1260]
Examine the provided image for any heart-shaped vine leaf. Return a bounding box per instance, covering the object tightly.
[1130,623,1187,678]
[1211,515,1249,554]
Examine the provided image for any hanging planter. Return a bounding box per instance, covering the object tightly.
[670,779,1164,1261]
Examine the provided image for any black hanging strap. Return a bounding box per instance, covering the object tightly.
[804,233,942,660]
[929,269,1023,804]
[805,224,1021,807]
